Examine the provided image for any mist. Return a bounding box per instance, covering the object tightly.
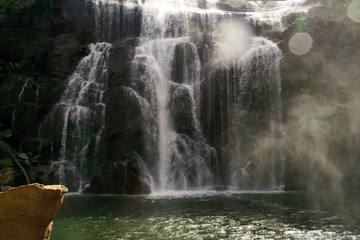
[279,0,360,213]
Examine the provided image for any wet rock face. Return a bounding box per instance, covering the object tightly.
[97,42,150,194]
[172,42,199,85]
[169,83,198,138]
[0,184,68,240]
[0,0,96,187]
[0,0,95,143]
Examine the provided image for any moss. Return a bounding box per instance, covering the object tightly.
[0,157,13,167]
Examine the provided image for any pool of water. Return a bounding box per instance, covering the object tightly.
[52,192,360,239]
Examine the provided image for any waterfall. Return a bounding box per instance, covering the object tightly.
[36,0,315,193]
[126,1,235,192]
[39,43,111,192]
[18,78,30,104]
[241,0,316,31]
[132,37,215,191]
[127,1,284,191]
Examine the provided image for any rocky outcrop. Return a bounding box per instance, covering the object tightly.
[0,0,94,151]
[0,183,68,240]
[0,0,96,188]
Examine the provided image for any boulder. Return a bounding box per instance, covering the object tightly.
[0,167,15,186]
[16,153,29,160]
[0,183,68,240]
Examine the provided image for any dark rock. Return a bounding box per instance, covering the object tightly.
[0,167,15,186]
[16,153,29,160]
[101,41,150,193]
[30,158,40,165]
[12,102,40,138]
[169,83,198,138]
[18,138,53,163]
[82,176,102,194]
[216,1,255,12]
[105,86,145,162]
[0,186,10,192]
[20,159,32,168]
[35,165,58,186]
[171,42,199,85]
[99,153,151,194]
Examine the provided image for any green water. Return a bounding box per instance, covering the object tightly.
[52,192,359,239]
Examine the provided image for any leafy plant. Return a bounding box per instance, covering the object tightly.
[0,0,15,12]
[0,158,13,167]
[14,62,23,69]
[13,61,24,72]
[297,13,307,29]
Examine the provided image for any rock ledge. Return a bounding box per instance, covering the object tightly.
[0,183,68,240]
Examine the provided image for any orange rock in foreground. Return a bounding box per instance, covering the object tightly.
[0,183,68,240]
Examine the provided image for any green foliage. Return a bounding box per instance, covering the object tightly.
[0,0,15,12]
[8,61,25,73]
[297,13,307,29]
[300,74,327,95]
[13,62,24,71]
[0,157,13,167]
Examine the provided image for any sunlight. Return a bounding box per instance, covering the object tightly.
[215,20,254,61]
[348,0,360,23]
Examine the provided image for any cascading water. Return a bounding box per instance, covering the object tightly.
[128,0,285,192]
[206,36,283,190]
[128,0,231,192]
[132,37,216,191]
[39,43,111,191]
[36,0,315,193]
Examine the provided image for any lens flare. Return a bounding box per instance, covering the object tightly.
[348,0,360,23]
[215,20,254,61]
[289,32,313,56]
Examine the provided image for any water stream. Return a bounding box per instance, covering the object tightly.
[39,43,111,191]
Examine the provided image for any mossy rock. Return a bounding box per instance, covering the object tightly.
[0,157,13,168]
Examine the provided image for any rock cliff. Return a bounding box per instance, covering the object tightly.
[0,183,68,240]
